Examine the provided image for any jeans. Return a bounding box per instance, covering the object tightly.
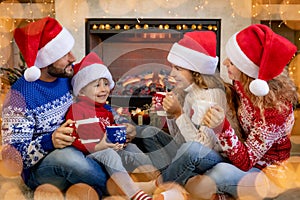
[161,141,226,185]
[205,162,266,198]
[26,146,108,198]
[88,143,153,198]
[88,143,152,173]
[134,125,181,171]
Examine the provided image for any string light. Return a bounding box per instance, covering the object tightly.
[229,0,234,18]
[194,0,208,12]
[143,24,149,29]
[72,0,78,32]
[89,21,218,32]
[26,1,34,22]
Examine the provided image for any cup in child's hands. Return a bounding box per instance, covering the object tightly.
[191,100,217,126]
[153,92,168,116]
[106,125,127,144]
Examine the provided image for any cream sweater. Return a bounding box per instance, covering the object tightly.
[167,83,226,151]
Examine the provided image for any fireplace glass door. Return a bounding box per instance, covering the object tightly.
[85,18,221,126]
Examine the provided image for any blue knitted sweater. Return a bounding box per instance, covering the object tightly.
[1,76,73,177]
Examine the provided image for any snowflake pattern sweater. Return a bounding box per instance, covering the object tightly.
[65,96,115,154]
[218,81,293,171]
[1,76,73,178]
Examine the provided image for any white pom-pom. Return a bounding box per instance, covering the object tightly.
[249,79,269,96]
[24,66,41,82]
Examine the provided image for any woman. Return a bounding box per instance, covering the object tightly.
[172,24,298,199]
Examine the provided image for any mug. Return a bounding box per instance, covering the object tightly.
[153,92,168,116]
[106,125,127,144]
[191,100,216,126]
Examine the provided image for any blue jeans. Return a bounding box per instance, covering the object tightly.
[161,141,266,198]
[134,125,181,171]
[205,162,264,198]
[26,146,108,198]
[162,141,226,185]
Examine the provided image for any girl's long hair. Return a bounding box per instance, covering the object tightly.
[239,68,298,112]
[191,71,225,90]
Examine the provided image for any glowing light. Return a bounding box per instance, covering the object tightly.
[143,24,149,29]
[176,25,182,30]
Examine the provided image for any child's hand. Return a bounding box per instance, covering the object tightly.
[94,134,118,151]
[202,105,225,132]
[163,92,182,118]
[113,143,124,151]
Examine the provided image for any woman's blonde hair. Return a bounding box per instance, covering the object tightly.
[239,68,298,113]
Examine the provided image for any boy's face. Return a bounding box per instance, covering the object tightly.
[79,78,110,104]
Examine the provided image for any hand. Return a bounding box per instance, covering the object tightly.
[123,123,136,147]
[52,119,76,149]
[163,91,182,119]
[94,134,122,151]
[202,105,225,131]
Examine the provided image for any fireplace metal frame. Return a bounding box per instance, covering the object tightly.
[85,18,221,108]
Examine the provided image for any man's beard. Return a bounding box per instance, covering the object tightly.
[47,64,74,78]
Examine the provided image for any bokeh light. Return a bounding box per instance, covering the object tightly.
[65,183,99,200]
[99,0,136,15]
[34,184,64,200]
[236,171,268,200]
[0,145,23,178]
[230,0,252,18]
[184,174,217,199]
[153,0,188,9]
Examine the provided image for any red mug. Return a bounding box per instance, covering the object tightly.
[153,92,169,116]
[153,92,166,111]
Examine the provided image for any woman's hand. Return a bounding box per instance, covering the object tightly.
[52,119,76,149]
[163,91,182,119]
[202,105,225,132]
[94,134,121,151]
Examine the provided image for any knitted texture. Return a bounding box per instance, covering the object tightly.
[2,76,73,171]
[217,81,292,171]
[168,83,226,151]
[65,96,114,154]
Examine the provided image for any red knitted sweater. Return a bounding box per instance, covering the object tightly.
[65,96,114,154]
[218,81,293,171]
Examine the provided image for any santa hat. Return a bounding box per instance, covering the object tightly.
[14,17,75,82]
[225,24,297,96]
[167,31,219,75]
[72,52,115,97]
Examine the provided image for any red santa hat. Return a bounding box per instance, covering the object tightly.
[72,52,115,97]
[167,31,219,75]
[225,24,297,96]
[14,17,75,82]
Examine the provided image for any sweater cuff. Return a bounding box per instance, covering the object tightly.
[213,117,230,134]
[41,133,55,151]
[222,118,231,131]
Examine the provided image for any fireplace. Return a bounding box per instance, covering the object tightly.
[85,18,221,124]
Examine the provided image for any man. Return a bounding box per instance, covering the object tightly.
[1,17,108,198]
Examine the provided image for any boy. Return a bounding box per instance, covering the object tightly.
[66,52,157,200]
